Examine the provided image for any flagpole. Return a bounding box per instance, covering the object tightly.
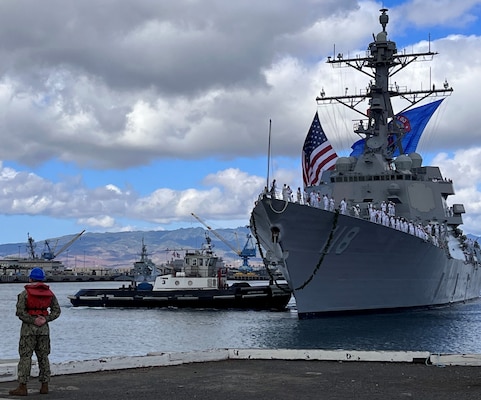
[266,119,272,191]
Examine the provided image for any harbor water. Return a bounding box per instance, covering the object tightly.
[1,282,481,363]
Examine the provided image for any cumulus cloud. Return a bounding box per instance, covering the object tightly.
[78,216,116,229]
[1,0,481,239]
[0,163,264,226]
[394,0,481,29]
[0,1,479,168]
[432,148,481,229]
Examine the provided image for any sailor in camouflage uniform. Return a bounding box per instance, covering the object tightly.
[9,267,61,396]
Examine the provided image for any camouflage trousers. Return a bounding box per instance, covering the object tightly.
[17,334,51,384]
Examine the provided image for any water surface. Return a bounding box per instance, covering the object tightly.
[1,282,480,363]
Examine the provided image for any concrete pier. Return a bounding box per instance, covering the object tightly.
[1,349,481,399]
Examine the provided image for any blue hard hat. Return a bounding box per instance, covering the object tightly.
[29,267,46,281]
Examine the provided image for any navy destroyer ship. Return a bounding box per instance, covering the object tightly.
[250,9,481,318]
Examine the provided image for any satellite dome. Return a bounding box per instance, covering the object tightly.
[394,154,412,171]
[409,152,423,168]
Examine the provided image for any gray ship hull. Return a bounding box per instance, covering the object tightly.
[251,197,481,318]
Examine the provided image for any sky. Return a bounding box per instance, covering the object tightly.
[1,0,481,246]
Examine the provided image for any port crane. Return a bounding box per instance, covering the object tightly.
[40,230,86,260]
[190,213,256,270]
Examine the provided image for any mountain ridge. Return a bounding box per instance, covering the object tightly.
[0,227,257,271]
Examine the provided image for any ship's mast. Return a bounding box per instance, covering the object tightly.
[27,233,37,259]
[365,8,396,156]
[317,9,453,167]
[139,237,149,262]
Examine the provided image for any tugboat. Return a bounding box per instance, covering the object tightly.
[250,9,481,318]
[68,235,291,310]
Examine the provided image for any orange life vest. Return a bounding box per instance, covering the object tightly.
[25,283,54,316]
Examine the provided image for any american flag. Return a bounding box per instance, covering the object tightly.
[302,112,338,187]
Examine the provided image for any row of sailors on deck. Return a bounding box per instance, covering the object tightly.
[270,186,440,242]
[368,202,396,221]
[375,214,442,246]
[267,181,304,203]
[304,192,444,246]
[271,184,400,221]
[264,184,477,262]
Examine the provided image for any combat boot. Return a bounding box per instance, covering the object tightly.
[40,382,48,394]
[9,382,27,396]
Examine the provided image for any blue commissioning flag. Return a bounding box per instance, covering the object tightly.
[350,99,444,157]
